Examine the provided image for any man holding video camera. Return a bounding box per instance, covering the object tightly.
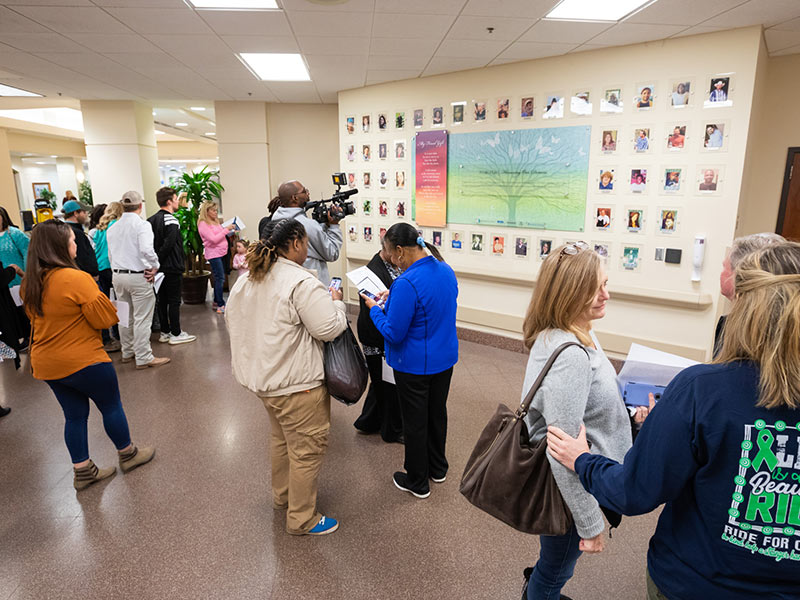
[260,180,343,286]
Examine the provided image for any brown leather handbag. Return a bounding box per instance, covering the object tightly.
[459,342,587,536]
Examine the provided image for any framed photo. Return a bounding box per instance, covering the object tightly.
[663,168,682,193]
[659,209,679,233]
[538,237,554,259]
[633,127,651,153]
[378,170,388,189]
[601,129,617,152]
[698,167,722,193]
[497,97,510,120]
[378,143,387,160]
[347,172,356,189]
[667,124,687,150]
[450,230,464,250]
[362,171,371,189]
[378,199,389,217]
[432,106,444,127]
[703,122,726,151]
[378,113,388,131]
[630,169,647,193]
[362,114,370,133]
[395,200,406,218]
[669,80,692,108]
[395,170,405,190]
[345,116,355,134]
[595,206,612,231]
[471,232,484,253]
[543,94,564,119]
[362,144,371,162]
[520,96,534,119]
[473,100,487,122]
[592,241,610,261]
[491,234,505,256]
[451,101,466,125]
[395,111,405,129]
[514,236,529,259]
[394,140,406,160]
[362,198,372,216]
[601,87,623,113]
[627,208,644,232]
[599,169,615,192]
[33,182,53,199]
[363,226,373,243]
[621,245,642,271]
[570,90,592,116]
[432,230,443,247]
[705,76,733,108]
[413,109,423,128]
[346,144,355,162]
[348,224,358,242]
[634,83,655,109]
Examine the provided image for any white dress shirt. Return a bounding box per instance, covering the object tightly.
[107,212,159,271]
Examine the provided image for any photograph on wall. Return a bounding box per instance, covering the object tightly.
[595,206,612,230]
[363,226,373,243]
[447,126,591,231]
[452,101,466,125]
[378,143,387,160]
[670,80,691,107]
[542,95,564,119]
[378,113,388,131]
[396,201,406,218]
[704,123,725,150]
[601,88,623,113]
[660,209,678,233]
[570,91,592,116]
[698,167,720,192]
[378,199,389,217]
[362,198,371,216]
[634,84,655,109]
[346,144,355,161]
[379,170,388,189]
[348,225,358,242]
[471,233,484,252]
[634,127,650,152]
[346,116,355,134]
[627,208,644,232]
[432,230,443,247]
[593,242,610,260]
[347,172,356,188]
[622,245,641,271]
[599,170,614,192]
[395,140,406,159]
[432,106,444,126]
[514,236,529,258]
[491,235,505,255]
[379,227,387,240]
[601,129,617,152]
[450,230,464,250]
[630,169,647,193]
[32,182,52,199]
[705,76,732,107]
[395,111,405,129]
[363,172,371,189]
[395,170,405,190]
[362,114,370,133]
[538,238,553,259]
[521,96,534,119]
[362,144,371,161]
[473,100,487,122]
[413,109,423,128]
[667,125,686,150]
[497,98,510,120]
[664,168,682,192]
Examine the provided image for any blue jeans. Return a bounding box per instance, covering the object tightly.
[45,362,132,464]
[527,524,583,599]
[209,257,225,307]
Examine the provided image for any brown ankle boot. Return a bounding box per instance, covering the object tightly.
[73,460,116,491]
[118,445,155,473]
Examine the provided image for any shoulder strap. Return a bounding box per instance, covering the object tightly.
[518,341,589,418]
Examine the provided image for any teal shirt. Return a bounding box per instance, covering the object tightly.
[92,219,116,271]
[0,227,29,287]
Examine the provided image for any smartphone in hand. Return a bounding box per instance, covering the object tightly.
[329,277,342,294]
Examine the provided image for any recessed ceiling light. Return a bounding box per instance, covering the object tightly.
[190,106,206,111]
[186,0,279,9]
[36,161,47,165]
[238,53,310,81]
[175,122,189,127]
[155,130,165,135]
[0,83,42,97]
[205,132,216,136]
[545,0,655,21]
[50,155,57,158]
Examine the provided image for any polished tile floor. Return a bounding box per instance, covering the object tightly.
[0,304,659,599]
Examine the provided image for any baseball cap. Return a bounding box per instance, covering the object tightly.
[121,190,143,207]
[61,200,87,215]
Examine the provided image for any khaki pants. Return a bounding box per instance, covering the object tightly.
[262,385,330,535]
[112,272,156,366]
[646,570,670,600]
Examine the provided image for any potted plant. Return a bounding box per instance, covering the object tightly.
[78,180,93,207]
[172,167,224,304]
[39,187,57,210]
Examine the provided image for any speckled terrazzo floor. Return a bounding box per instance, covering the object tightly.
[0,304,659,600]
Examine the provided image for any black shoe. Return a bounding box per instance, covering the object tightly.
[0,406,10,418]
[382,434,404,444]
[392,471,430,499]
[521,567,533,600]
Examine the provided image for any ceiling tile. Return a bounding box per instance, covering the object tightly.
[494,40,576,60]
[365,69,420,84]
[0,7,54,33]
[765,28,800,52]
[0,33,83,53]
[447,15,536,42]
[172,51,245,70]
[201,67,257,82]
[2,0,93,4]
[669,25,728,39]
[198,9,293,36]
[283,0,375,11]
[211,80,278,100]
[702,0,800,29]
[374,0,466,15]
[104,7,212,34]
[66,33,161,53]
[569,43,614,53]
[319,91,338,104]
[369,37,439,56]
[461,0,555,19]
[266,81,321,103]
[519,20,612,44]
[144,34,230,54]
[219,35,299,53]
[421,56,488,76]
[91,0,187,6]
[287,10,373,36]
[307,54,368,71]
[625,0,745,26]
[589,23,686,46]
[436,38,510,59]
[769,43,800,56]
[100,52,187,70]
[366,55,430,70]
[769,16,800,31]
[298,36,370,55]
[372,13,456,38]
[12,6,132,33]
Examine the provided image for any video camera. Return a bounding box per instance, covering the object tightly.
[304,172,358,224]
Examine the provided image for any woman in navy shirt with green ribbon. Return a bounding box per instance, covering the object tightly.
[547,242,800,600]
[362,223,458,499]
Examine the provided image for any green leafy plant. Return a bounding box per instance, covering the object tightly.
[39,187,57,210]
[171,166,224,276]
[78,180,93,207]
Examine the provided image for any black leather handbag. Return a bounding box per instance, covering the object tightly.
[323,324,369,405]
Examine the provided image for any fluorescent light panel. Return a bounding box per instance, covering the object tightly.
[239,53,310,81]
[175,122,189,126]
[187,0,279,9]
[189,106,206,111]
[546,0,653,21]
[0,107,82,131]
[0,83,42,97]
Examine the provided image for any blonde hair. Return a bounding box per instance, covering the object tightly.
[714,242,800,409]
[198,201,219,225]
[97,201,123,231]
[523,244,600,349]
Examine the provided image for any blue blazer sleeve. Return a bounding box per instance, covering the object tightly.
[369,278,416,345]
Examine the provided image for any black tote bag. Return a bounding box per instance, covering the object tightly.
[323,324,369,405]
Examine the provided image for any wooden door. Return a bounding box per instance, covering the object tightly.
[777,149,800,241]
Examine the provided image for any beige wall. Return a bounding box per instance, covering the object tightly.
[5,131,85,158]
[339,26,765,360]
[0,129,20,217]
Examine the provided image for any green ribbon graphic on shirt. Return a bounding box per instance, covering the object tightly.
[751,429,778,472]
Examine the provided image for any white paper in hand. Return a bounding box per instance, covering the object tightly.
[153,272,165,293]
[109,288,130,328]
[9,285,22,307]
[222,216,246,231]
[346,266,388,296]
[617,343,699,395]
[382,358,395,384]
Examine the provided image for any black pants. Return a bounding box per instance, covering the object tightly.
[157,273,183,336]
[354,354,403,442]
[394,367,453,492]
[97,269,119,343]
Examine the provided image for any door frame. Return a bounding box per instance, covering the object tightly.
[775,147,800,235]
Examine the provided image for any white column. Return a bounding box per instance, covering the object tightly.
[80,100,161,216]
[215,101,271,234]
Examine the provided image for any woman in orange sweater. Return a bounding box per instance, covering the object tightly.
[22,220,155,491]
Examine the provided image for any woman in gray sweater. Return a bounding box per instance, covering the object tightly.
[520,242,634,600]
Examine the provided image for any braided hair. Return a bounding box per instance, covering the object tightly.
[247,218,307,282]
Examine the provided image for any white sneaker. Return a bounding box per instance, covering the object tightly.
[158,333,171,343]
[168,332,197,345]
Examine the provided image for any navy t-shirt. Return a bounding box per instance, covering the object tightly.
[575,361,800,599]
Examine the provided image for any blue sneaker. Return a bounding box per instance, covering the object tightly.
[307,516,339,536]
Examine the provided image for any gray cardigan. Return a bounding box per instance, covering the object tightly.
[272,206,342,286]
[521,329,632,538]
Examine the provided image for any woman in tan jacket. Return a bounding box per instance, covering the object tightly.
[226,218,348,536]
